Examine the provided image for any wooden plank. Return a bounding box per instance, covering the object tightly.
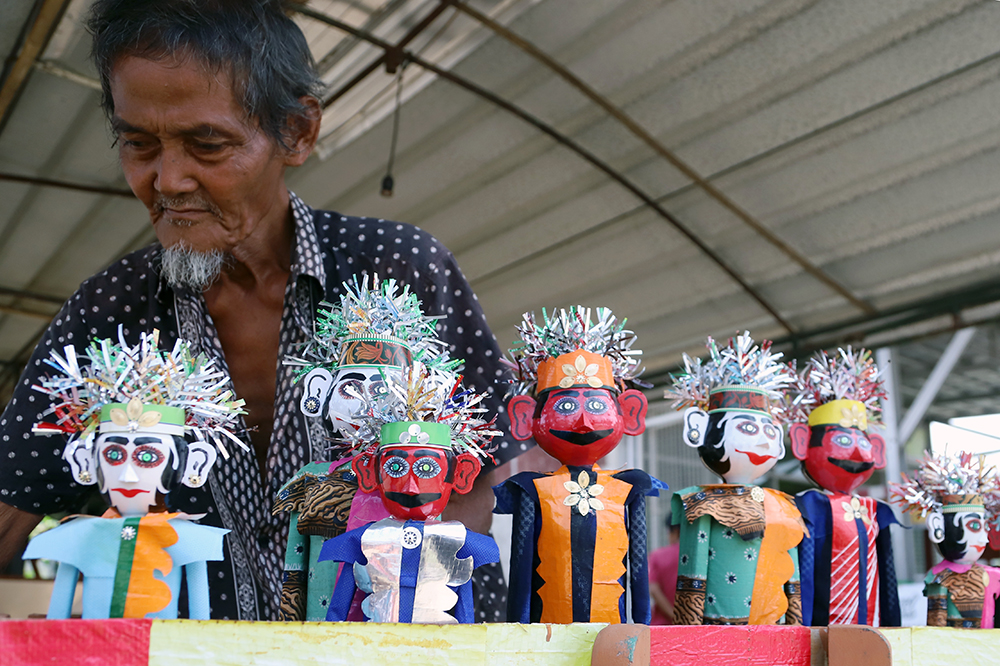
[0,619,150,666]
[0,0,71,131]
[484,623,605,666]
[827,625,891,666]
[909,627,1000,666]
[648,626,812,666]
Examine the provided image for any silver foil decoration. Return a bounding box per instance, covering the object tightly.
[357,518,473,624]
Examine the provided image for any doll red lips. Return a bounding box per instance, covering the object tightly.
[736,450,775,466]
[112,488,149,497]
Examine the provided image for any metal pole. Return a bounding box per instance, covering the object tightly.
[876,346,913,582]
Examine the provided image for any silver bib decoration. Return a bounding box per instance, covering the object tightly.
[357,518,474,623]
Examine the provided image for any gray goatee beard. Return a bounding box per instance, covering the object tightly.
[160,242,228,290]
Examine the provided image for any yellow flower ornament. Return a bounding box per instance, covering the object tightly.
[563,470,605,516]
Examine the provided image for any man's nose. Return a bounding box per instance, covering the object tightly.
[154,146,197,195]
[120,462,140,483]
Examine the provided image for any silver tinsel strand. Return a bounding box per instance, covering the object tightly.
[785,347,886,425]
[890,451,1000,527]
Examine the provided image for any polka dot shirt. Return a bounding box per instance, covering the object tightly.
[0,193,515,620]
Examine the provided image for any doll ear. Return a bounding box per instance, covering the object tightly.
[682,407,709,449]
[181,440,218,488]
[789,424,811,461]
[300,368,333,417]
[508,395,537,441]
[451,453,482,494]
[868,432,887,469]
[618,389,648,436]
[927,512,946,544]
[352,453,379,493]
[64,439,98,486]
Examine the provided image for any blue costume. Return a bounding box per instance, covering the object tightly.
[319,518,499,623]
[795,489,900,626]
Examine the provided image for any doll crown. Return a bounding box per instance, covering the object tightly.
[785,347,885,429]
[890,451,1000,527]
[506,306,641,397]
[342,361,500,461]
[665,332,794,422]
[287,274,458,379]
[31,327,248,459]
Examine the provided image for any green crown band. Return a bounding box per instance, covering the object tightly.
[379,421,451,450]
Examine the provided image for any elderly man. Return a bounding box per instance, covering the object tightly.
[0,0,514,621]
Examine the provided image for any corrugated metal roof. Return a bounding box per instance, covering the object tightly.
[2,0,1000,423]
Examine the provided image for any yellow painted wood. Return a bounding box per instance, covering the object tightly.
[484,623,605,666]
[878,628,911,666]
[148,621,607,666]
[909,627,1000,666]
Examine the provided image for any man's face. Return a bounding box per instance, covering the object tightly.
[716,412,783,484]
[803,425,877,494]
[110,54,300,256]
[375,446,454,521]
[533,388,624,466]
[326,367,388,433]
[96,433,175,516]
[943,511,989,566]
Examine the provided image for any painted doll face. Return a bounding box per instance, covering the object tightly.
[507,388,647,467]
[684,410,783,484]
[326,367,388,431]
[96,433,176,516]
[937,510,989,566]
[373,446,456,521]
[789,423,886,494]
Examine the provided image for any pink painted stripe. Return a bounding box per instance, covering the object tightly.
[650,625,811,666]
[0,619,151,666]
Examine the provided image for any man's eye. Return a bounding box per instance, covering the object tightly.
[382,456,409,479]
[554,398,578,414]
[133,446,164,468]
[413,457,442,479]
[193,142,224,153]
[103,445,126,465]
[736,422,759,435]
[584,398,608,414]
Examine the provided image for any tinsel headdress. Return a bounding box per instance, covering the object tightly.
[286,274,457,377]
[890,451,1000,526]
[505,306,642,397]
[665,331,794,421]
[785,347,885,430]
[31,328,248,459]
[342,361,500,461]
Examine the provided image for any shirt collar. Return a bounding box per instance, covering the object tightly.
[932,559,975,574]
[288,191,326,288]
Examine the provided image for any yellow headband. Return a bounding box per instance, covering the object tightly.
[808,399,868,431]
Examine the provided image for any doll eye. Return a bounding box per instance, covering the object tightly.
[412,457,442,479]
[967,519,983,533]
[133,445,164,469]
[763,424,777,439]
[833,435,852,447]
[103,444,126,466]
[554,398,579,415]
[584,398,608,414]
[856,435,871,450]
[736,422,759,435]
[368,379,387,397]
[382,456,410,478]
[338,379,364,399]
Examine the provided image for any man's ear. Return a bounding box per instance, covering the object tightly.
[301,368,333,418]
[282,96,322,166]
[180,440,218,488]
[618,389,647,435]
[451,453,482,494]
[927,511,946,544]
[508,395,537,441]
[682,407,709,448]
[789,424,811,461]
[352,453,379,493]
[868,432,887,469]
[64,439,98,486]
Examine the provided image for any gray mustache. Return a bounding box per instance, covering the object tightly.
[153,196,223,220]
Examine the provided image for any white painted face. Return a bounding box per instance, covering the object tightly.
[97,433,176,516]
[951,511,989,566]
[325,366,390,433]
[717,412,784,484]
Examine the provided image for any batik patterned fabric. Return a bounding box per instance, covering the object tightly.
[924,560,1000,628]
[273,461,357,621]
[795,489,900,626]
[495,466,659,624]
[319,518,499,623]
[23,512,227,619]
[672,484,805,625]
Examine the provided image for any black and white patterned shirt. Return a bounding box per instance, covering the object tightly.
[0,193,517,620]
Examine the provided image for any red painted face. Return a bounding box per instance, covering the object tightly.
[792,424,886,494]
[532,388,624,466]
[373,446,455,521]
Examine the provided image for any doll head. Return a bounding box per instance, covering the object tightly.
[667,333,794,484]
[505,307,645,466]
[300,353,405,433]
[928,498,989,566]
[353,422,481,520]
[788,349,886,494]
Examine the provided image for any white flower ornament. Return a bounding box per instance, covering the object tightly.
[563,470,605,515]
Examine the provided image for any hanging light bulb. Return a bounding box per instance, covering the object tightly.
[380,68,404,198]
